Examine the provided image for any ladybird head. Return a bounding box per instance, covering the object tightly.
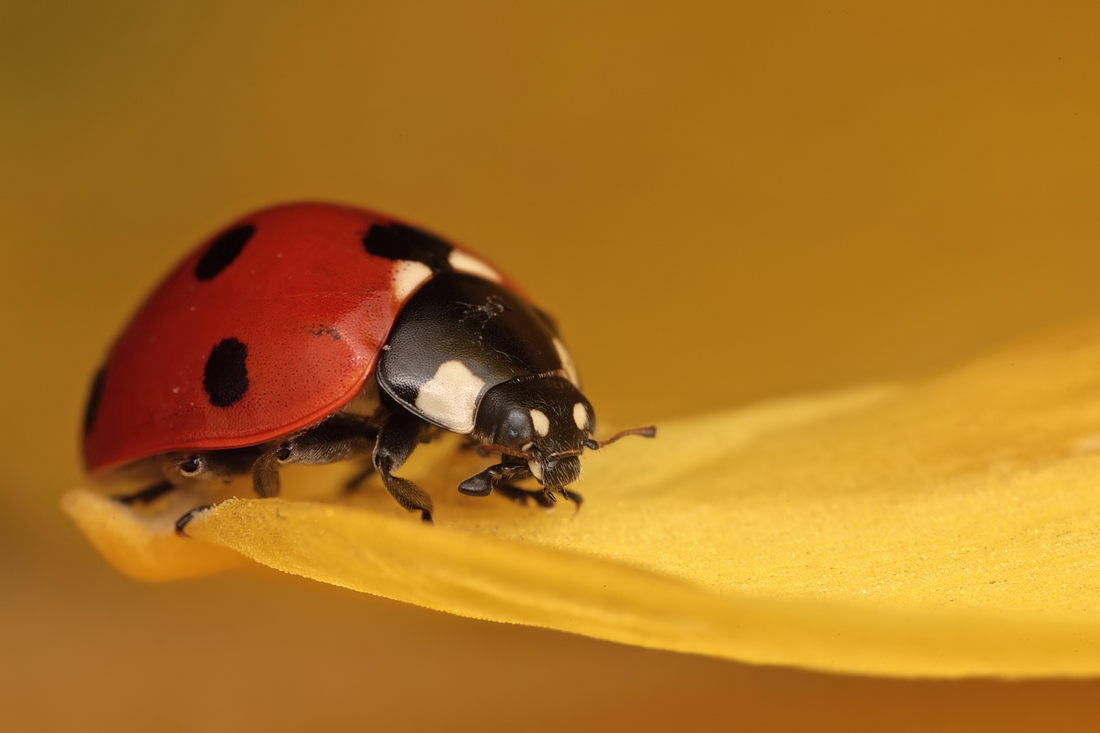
[473,375,595,489]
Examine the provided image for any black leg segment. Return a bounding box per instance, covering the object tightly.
[373,406,435,523]
[493,482,558,508]
[251,414,379,498]
[457,460,529,497]
[113,479,175,506]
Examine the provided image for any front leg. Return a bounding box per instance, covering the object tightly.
[459,459,583,510]
[457,460,529,497]
[113,479,175,506]
[493,482,559,508]
[372,405,435,523]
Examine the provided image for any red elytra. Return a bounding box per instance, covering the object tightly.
[82,202,519,475]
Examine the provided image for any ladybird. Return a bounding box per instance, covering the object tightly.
[82,203,654,523]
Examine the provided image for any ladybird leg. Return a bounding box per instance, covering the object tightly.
[457,461,528,497]
[113,479,175,506]
[458,461,577,509]
[253,415,379,498]
[252,447,286,498]
[559,486,584,512]
[493,473,582,511]
[175,504,215,538]
[493,482,558,509]
[284,415,379,465]
[373,409,434,523]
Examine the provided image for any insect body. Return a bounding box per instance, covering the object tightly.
[83,203,652,522]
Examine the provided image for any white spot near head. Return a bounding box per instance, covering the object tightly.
[553,338,581,387]
[530,409,550,437]
[448,250,502,282]
[573,402,589,431]
[528,459,544,482]
[392,260,433,301]
[414,360,485,433]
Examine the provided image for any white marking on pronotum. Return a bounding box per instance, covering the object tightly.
[449,250,502,282]
[573,402,589,431]
[391,260,433,301]
[553,338,581,386]
[414,360,485,433]
[530,409,550,437]
[528,459,544,482]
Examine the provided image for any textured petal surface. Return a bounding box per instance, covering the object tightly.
[61,489,245,582]
[64,320,1100,677]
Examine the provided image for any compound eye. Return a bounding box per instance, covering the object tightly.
[497,408,534,447]
[179,455,204,477]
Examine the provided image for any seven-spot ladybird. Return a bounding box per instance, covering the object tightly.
[82,203,654,523]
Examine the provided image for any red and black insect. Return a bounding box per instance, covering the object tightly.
[82,203,654,524]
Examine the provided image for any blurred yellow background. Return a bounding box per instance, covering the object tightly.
[3,1,1100,729]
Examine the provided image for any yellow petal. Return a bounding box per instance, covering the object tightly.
[61,487,245,582]
[63,319,1100,677]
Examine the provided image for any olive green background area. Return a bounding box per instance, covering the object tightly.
[3,2,1100,730]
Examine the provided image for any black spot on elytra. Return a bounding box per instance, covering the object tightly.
[203,338,249,408]
[83,365,106,434]
[195,224,255,281]
[362,223,453,274]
